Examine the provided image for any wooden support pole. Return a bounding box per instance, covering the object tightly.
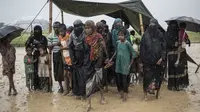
[61,10,64,24]
[49,0,53,34]
[139,13,144,35]
[48,0,53,90]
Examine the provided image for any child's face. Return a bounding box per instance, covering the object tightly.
[59,28,66,37]
[39,48,45,56]
[26,48,32,55]
[118,32,125,41]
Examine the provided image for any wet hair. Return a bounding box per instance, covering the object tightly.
[101,20,106,24]
[118,27,127,36]
[130,30,135,36]
[67,26,74,33]
[58,24,67,31]
[179,22,187,29]
[53,21,61,28]
[25,45,33,51]
[38,44,46,51]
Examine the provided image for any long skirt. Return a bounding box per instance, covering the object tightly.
[53,51,64,82]
[143,63,164,92]
[168,51,189,90]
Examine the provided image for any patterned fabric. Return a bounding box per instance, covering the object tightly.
[1,45,16,76]
[24,55,34,75]
[85,32,103,61]
[58,33,72,65]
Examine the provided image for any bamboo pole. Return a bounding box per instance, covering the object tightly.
[48,0,53,90]
[61,10,64,24]
[49,0,53,34]
[139,14,144,35]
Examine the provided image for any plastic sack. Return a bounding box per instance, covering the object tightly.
[86,68,103,97]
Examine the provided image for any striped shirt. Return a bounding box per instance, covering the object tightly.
[48,33,60,53]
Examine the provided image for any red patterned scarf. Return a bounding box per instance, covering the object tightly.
[85,32,103,61]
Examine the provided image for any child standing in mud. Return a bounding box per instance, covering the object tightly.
[38,45,50,92]
[110,28,137,102]
[0,38,17,96]
[24,46,36,91]
[58,24,72,96]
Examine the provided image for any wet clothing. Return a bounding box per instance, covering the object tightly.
[38,55,49,77]
[115,40,137,75]
[58,33,72,66]
[116,73,130,93]
[25,28,48,90]
[48,33,64,82]
[143,64,164,92]
[38,54,50,92]
[48,33,60,53]
[140,25,166,92]
[24,55,34,88]
[167,50,189,89]
[53,51,64,81]
[0,45,16,76]
[111,19,131,51]
[69,31,87,96]
[85,32,104,61]
[166,24,189,90]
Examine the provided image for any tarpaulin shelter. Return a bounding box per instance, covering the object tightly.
[52,0,165,33]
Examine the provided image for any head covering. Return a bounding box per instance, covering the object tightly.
[85,20,96,32]
[73,19,84,37]
[149,18,159,27]
[73,19,83,26]
[114,18,122,29]
[101,20,106,25]
[34,25,42,37]
[85,20,103,60]
[166,20,179,49]
[96,22,104,34]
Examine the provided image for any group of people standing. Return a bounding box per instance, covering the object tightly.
[0,17,190,110]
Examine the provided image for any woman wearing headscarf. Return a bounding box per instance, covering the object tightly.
[25,25,48,90]
[68,19,86,99]
[166,21,190,91]
[140,18,166,101]
[96,22,112,91]
[84,20,109,111]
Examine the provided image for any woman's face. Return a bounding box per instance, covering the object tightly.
[85,25,93,36]
[115,22,122,28]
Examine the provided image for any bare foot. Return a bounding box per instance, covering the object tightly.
[63,91,69,96]
[86,105,92,112]
[13,90,18,96]
[76,96,82,100]
[8,91,11,96]
[123,93,128,102]
[143,97,148,101]
[100,99,107,105]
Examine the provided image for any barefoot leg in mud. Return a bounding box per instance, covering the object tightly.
[63,70,70,96]
[156,89,160,99]
[98,85,106,105]
[87,97,92,112]
[123,93,128,102]
[143,92,148,101]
